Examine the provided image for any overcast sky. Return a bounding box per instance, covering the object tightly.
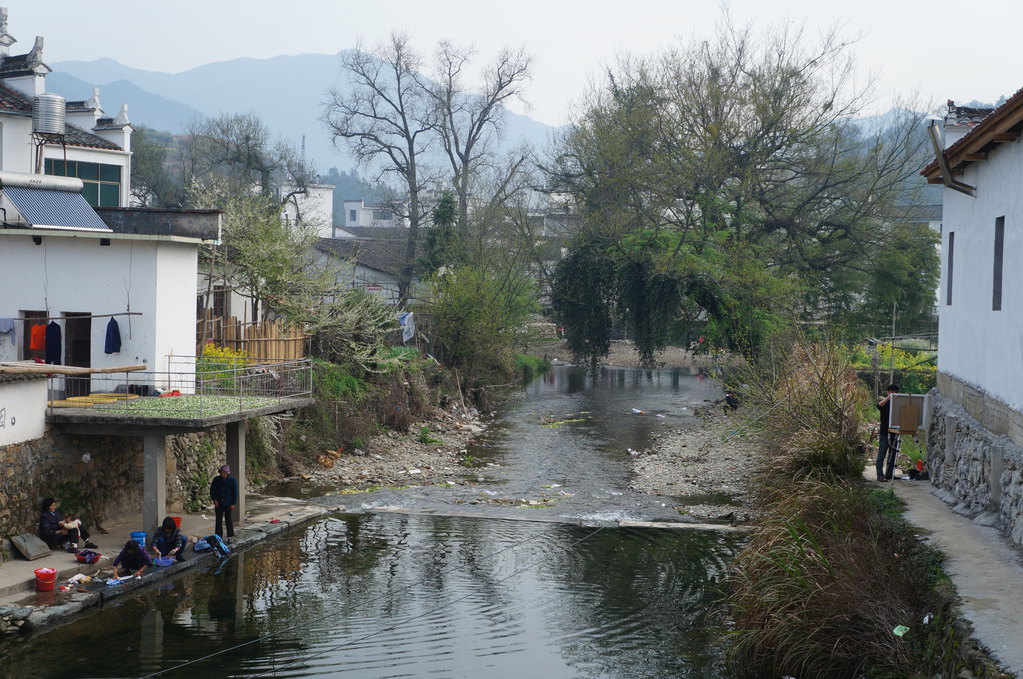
[6,0,1021,126]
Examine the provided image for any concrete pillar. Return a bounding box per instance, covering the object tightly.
[226,420,246,527]
[143,435,168,537]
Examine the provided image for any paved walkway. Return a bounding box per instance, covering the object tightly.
[876,474,1023,676]
[0,494,327,630]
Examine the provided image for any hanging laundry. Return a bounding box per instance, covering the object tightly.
[30,323,46,351]
[0,317,14,345]
[44,321,61,365]
[104,317,121,354]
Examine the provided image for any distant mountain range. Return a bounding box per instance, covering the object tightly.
[48,53,561,174]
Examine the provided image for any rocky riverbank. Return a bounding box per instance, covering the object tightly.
[630,407,761,524]
[289,404,488,490]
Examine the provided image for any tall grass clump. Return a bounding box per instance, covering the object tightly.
[728,479,941,678]
[741,340,868,480]
[726,339,943,678]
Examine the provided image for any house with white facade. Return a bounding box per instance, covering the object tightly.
[0,10,221,400]
[921,92,1023,547]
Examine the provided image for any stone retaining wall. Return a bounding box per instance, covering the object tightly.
[927,384,1023,548]
[0,425,229,561]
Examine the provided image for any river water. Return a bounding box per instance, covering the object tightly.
[2,367,744,678]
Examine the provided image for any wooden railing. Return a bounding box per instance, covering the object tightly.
[197,310,309,361]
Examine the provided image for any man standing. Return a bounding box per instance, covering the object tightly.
[210,464,238,541]
[876,384,900,482]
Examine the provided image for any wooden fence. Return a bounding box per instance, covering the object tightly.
[197,309,309,361]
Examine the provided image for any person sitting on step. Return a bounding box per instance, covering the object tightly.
[38,498,98,553]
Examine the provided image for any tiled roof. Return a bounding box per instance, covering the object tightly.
[0,372,48,384]
[922,87,1023,181]
[0,82,30,112]
[339,226,406,239]
[316,237,407,278]
[65,101,96,113]
[64,122,121,150]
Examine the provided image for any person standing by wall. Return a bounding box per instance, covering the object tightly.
[875,384,900,481]
[210,465,238,542]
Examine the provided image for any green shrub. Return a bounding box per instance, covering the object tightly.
[418,426,442,445]
[513,353,550,383]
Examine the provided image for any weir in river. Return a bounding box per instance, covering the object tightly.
[3,366,745,678]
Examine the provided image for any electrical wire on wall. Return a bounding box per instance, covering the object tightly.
[124,239,134,338]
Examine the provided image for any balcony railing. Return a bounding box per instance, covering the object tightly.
[47,356,312,419]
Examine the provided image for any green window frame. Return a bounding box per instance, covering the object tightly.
[44,158,122,207]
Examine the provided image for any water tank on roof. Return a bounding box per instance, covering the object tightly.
[32,93,66,136]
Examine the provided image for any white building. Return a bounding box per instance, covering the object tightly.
[922,92,1023,547]
[0,10,221,397]
[341,198,399,230]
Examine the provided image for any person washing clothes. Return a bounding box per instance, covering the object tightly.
[210,465,238,542]
[151,516,188,561]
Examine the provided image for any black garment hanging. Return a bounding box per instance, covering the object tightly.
[104,317,121,354]
[44,321,61,365]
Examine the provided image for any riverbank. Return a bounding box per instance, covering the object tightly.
[0,495,326,637]
[630,408,760,524]
[283,403,488,491]
[530,338,733,369]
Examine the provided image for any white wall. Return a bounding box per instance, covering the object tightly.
[0,233,199,391]
[0,379,47,445]
[282,183,335,239]
[938,140,1023,411]
[0,115,34,173]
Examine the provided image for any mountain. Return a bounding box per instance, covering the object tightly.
[46,72,203,133]
[50,53,559,173]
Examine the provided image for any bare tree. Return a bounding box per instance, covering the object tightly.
[430,42,532,232]
[322,32,434,305]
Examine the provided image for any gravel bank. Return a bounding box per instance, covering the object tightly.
[631,408,762,524]
[294,406,487,490]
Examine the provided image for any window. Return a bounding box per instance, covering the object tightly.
[44,159,122,207]
[349,209,357,224]
[993,217,1005,311]
[945,232,954,306]
[372,210,393,221]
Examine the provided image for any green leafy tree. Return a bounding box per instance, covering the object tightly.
[546,17,929,365]
[420,190,464,272]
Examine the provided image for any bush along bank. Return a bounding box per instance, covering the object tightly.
[724,341,1007,679]
[251,348,548,487]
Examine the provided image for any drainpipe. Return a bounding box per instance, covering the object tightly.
[928,121,976,197]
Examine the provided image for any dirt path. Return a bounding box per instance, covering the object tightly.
[879,475,1023,676]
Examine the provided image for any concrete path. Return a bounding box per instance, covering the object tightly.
[880,476,1023,676]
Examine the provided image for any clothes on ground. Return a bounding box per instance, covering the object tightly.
[29,323,46,351]
[113,546,153,572]
[0,317,14,345]
[152,527,187,557]
[104,317,121,354]
[44,321,61,364]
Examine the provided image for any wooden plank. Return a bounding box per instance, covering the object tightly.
[993,133,1019,142]
[0,362,148,375]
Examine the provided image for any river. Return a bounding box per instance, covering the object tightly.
[2,366,745,678]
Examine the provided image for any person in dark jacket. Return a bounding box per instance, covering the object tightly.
[38,498,97,552]
[151,516,187,561]
[111,539,151,578]
[210,465,238,540]
[875,384,901,481]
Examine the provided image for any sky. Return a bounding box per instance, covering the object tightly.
[5,0,1022,127]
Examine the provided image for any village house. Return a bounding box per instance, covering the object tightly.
[0,9,311,545]
[922,93,1023,548]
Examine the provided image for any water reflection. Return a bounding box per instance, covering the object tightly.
[3,513,741,678]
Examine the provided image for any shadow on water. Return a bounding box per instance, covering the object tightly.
[2,513,743,678]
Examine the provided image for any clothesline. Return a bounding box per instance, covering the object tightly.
[15,312,143,322]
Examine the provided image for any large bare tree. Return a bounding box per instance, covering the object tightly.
[429,42,532,233]
[322,33,434,305]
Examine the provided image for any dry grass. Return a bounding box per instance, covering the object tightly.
[725,340,940,678]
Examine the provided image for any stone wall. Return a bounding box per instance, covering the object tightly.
[927,386,1023,548]
[0,424,230,560]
